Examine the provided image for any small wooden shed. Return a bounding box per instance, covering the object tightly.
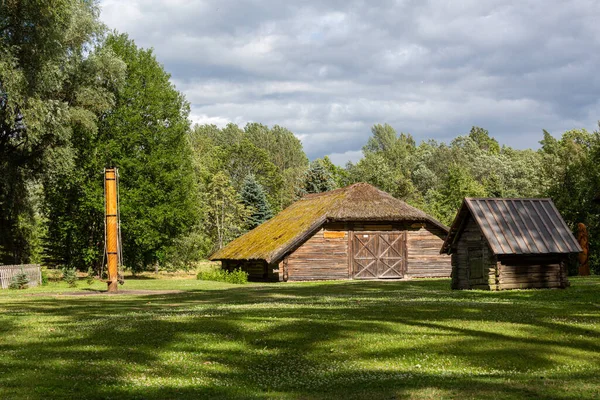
[441,198,581,290]
[210,183,451,281]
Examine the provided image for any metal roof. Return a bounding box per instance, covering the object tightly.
[441,198,582,255]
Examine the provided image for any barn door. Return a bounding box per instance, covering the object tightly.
[352,233,378,279]
[352,232,405,279]
[377,232,405,278]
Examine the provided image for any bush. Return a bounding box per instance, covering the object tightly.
[9,272,29,290]
[197,267,248,284]
[164,230,214,271]
[62,267,78,288]
[86,267,95,285]
[40,267,49,285]
[48,268,63,282]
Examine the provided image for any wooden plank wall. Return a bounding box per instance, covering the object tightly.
[497,255,569,289]
[285,224,349,281]
[468,249,497,291]
[405,224,452,278]
[224,220,452,282]
[451,217,496,290]
[286,221,451,281]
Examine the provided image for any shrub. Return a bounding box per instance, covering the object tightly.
[86,267,95,285]
[197,267,248,284]
[9,272,29,290]
[40,267,49,285]
[164,230,213,271]
[48,268,63,282]
[62,267,78,288]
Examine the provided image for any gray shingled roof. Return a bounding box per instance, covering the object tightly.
[441,198,582,255]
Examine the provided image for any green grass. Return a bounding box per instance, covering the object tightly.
[1,277,599,399]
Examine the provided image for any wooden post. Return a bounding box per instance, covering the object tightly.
[105,168,119,292]
[577,223,590,276]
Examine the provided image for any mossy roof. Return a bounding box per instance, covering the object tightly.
[210,182,448,263]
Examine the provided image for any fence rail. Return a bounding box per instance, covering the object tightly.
[0,264,42,289]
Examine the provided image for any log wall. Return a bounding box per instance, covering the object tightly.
[497,255,569,290]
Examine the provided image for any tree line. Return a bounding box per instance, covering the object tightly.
[1,1,598,274]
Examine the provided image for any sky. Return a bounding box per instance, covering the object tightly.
[100,0,600,165]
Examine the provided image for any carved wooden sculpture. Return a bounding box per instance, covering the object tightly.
[577,223,590,276]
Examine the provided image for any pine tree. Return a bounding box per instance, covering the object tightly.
[304,160,336,194]
[240,174,273,229]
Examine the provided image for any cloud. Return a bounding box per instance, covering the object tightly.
[100,0,600,160]
[327,150,364,166]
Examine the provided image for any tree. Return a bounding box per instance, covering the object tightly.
[0,0,123,264]
[243,123,308,207]
[538,127,600,274]
[363,124,398,154]
[43,33,197,272]
[348,124,418,200]
[240,174,273,229]
[320,156,351,188]
[348,152,417,200]
[304,160,337,194]
[205,172,249,250]
[222,138,284,211]
[426,164,487,225]
[468,126,500,154]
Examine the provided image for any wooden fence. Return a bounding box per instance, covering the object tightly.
[0,264,42,289]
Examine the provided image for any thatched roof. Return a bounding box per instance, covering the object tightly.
[210,182,448,264]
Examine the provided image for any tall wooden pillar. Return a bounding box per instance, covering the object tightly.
[105,168,119,292]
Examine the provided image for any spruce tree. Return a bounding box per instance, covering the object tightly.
[304,160,336,194]
[240,174,273,229]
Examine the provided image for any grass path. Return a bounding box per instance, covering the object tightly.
[1,277,599,399]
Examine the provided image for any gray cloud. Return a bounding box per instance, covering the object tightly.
[101,0,600,163]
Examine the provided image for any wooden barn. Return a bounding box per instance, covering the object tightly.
[441,198,581,290]
[210,183,451,281]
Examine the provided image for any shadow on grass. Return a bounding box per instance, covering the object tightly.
[0,278,599,399]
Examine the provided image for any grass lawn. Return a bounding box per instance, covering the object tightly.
[0,276,599,399]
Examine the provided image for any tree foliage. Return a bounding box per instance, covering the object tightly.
[188,123,309,252]
[304,159,337,194]
[204,172,250,250]
[0,0,112,264]
[240,174,273,229]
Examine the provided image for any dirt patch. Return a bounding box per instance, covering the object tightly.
[29,289,184,297]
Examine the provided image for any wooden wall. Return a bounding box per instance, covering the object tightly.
[450,215,570,290]
[284,223,349,281]
[497,255,569,290]
[284,221,450,281]
[222,260,276,281]
[223,220,452,282]
[405,224,451,278]
[451,216,497,290]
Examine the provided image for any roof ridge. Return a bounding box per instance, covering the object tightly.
[465,197,553,201]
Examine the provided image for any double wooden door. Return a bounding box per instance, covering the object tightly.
[352,232,406,279]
